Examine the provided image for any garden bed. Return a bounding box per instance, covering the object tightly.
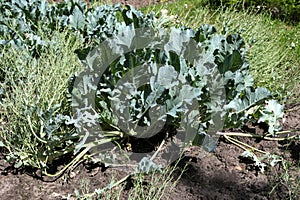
[0,0,299,199]
[0,105,299,199]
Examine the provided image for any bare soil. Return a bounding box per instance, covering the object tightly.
[1,1,300,200]
[0,104,299,199]
[111,0,163,8]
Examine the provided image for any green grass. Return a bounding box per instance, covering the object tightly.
[0,0,299,199]
[0,28,83,168]
[66,158,187,200]
[143,0,300,103]
[142,1,300,199]
[90,1,299,198]
[270,159,300,199]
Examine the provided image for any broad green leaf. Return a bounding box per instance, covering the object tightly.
[225,87,271,115]
[165,27,194,55]
[258,99,284,134]
[157,65,178,89]
[136,157,162,174]
[69,6,85,30]
[195,24,217,42]
[178,85,202,105]
[219,50,242,73]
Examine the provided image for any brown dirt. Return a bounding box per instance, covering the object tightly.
[111,0,163,8]
[0,104,299,199]
[1,1,300,200]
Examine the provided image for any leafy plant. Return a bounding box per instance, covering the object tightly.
[0,0,284,174]
[0,31,82,169]
[71,17,284,160]
[0,0,159,171]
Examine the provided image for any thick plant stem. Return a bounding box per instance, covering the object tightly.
[217,130,300,141]
[27,115,47,144]
[223,134,267,154]
[43,137,118,178]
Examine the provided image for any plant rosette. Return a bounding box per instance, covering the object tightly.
[70,25,227,173]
